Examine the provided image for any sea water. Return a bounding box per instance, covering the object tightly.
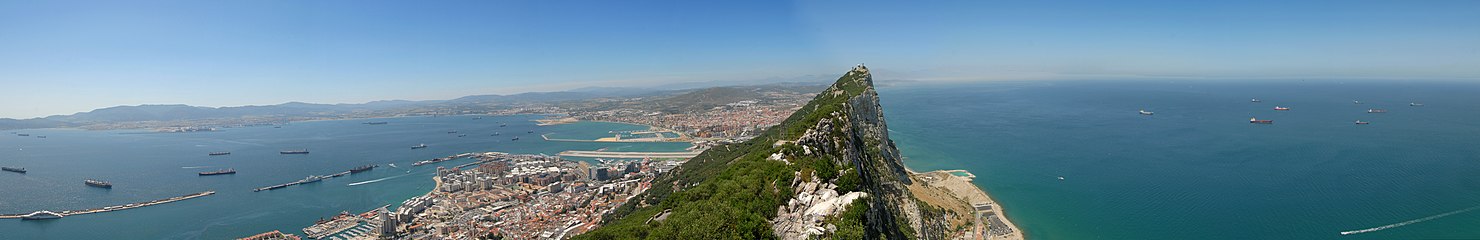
[881,80,1480,239]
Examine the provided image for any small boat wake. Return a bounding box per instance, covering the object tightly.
[181,166,213,169]
[388,163,398,168]
[347,174,408,186]
[1339,205,1480,235]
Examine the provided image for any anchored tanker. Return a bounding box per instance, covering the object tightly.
[349,165,377,174]
[2,167,25,173]
[199,168,236,176]
[85,179,113,188]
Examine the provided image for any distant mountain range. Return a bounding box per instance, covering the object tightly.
[0,83,827,131]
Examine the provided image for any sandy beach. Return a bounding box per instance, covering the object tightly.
[912,170,1025,240]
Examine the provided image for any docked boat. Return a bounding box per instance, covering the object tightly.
[208,152,231,156]
[199,168,237,176]
[1250,117,1274,124]
[280,149,310,154]
[1138,110,1154,115]
[2,167,25,173]
[20,211,63,220]
[1273,106,1290,111]
[349,165,377,174]
[1355,120,1370,125]
[411,143,428,149]
[301,175,325,183]
[1368,109,1387,113]
[85,179,113,188]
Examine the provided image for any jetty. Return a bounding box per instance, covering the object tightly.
[253,171,351,192]
[412,153,478,166]
[0,191,215,219]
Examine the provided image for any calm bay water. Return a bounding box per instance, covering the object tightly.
[0,115,688,239]
[881,80,1480,239]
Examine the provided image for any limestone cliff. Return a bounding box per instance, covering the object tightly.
[577,65,973,240]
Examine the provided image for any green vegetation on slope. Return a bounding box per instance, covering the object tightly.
[577,68,878,239]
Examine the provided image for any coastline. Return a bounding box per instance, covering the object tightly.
[909,168,1025,240]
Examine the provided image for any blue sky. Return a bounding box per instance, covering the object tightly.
[1,1,1478,118]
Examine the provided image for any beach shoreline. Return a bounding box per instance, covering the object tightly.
[910,169,1025,240]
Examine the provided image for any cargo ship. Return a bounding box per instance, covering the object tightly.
[1355,120,1370,125]
[208,152,231,156]
[1410,102,1424,107]
[1353,100,1362,104]
[411,143,428,149]
[457,134,467,137]
[280,149,310,154]
[17,133,29,137]
[492,132,501,136]
[1138,110,1154,115]
[199,168,236,176]
[2,167,25,173]
[1249,117,1274,124]
[20,211,64,220]
[85,179,113,188]
[301,175,325,183]
[1250,98,1261,103]
[349,165,377,174]
[447,131,458,134]
[363,122,389,125]
[500,123,507,127]
[512,137,520,141]
[1368,109,1387,113]
[1273,106,1290,111]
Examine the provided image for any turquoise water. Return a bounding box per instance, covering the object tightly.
[880,80,1480,239]
[0,115,688,239]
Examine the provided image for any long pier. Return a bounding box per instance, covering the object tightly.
[557,150,702,159]
[253,171,352,192]
[0,191,215,219]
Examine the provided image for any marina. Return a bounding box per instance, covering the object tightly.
[0,191,216,220]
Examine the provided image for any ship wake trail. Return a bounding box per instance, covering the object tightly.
[1339,205,1480,235]
[347,174,408,186]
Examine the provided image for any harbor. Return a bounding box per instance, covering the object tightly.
[0,191,216,220]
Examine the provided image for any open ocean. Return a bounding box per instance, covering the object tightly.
[881,80,1480,239]
[0,115,689,239]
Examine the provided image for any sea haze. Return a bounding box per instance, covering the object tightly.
[0,115,689,239]
[881,80,1480,239]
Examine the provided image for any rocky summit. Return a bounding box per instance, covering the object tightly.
[577,65,1000,240]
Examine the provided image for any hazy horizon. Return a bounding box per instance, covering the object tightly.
[3,0,1478,118]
